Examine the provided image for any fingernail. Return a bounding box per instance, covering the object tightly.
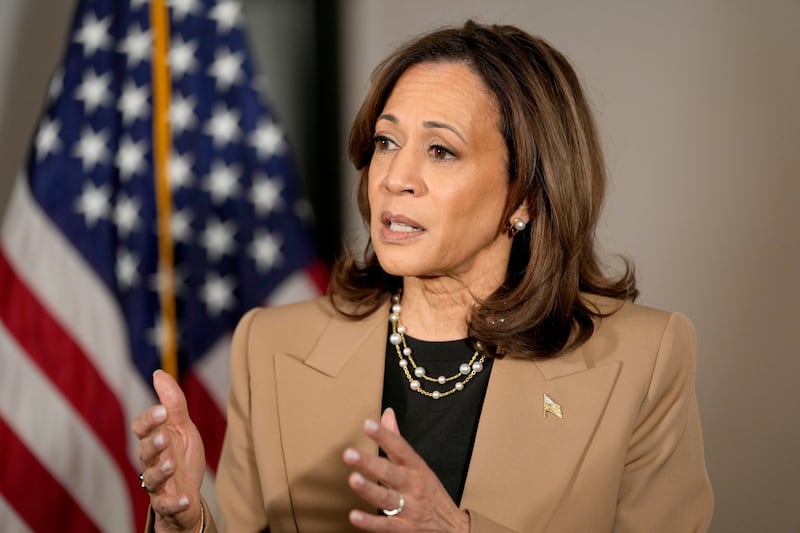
[352,472,365,487]
[350,510,364,523]
[153,406,166,421]
[364,419,379,433]
[153,369,163,377]
[344,448,360,462]
[160,459,172,473]
[178,496,189,508]
[153,433,164,448]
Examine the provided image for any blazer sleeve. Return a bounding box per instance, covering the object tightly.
[612,312,714,532]
[212,308,270,532]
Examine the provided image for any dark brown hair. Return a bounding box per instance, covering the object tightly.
[329,20,637,358]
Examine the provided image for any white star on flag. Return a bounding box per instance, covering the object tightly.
[170,36,199,77]
[169,0,202,21]
[170,93,198,132]
[250,119,286,158]
[169,151,195,190]
[73,126,111,171]
[114,194,141,237]
[74,182,111,227]
[252,175,285,216]
[171,209,193,243]
[75,68,113,113]
[209,0,242,33]
[205,160,241,203]
[74,12,112,56]
[204,104,241,146]
[116,249,140,290]
[208,48,245,92]
[119,80,150,125]
[250,230,283,272]
[35,117,61,160]
[169,152,193,191]
[200,273,237,315]
[119,24,151,66]
[116,135,148,181]
[201,218,237,261]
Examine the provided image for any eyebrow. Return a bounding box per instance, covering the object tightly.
[376,114,466,143]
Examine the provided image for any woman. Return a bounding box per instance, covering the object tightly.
[133,20,713,532]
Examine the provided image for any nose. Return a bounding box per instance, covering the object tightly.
[380,145,426,196]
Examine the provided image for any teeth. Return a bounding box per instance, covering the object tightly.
[389,221,419,232]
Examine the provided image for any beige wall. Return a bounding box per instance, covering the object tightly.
[0,1,797,532]
[340,2,800,532]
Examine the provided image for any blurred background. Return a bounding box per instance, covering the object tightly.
[0,1,798,531]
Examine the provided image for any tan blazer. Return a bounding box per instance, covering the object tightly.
[202,295,713,532]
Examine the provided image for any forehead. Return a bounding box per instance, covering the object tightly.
[381,61,499,125]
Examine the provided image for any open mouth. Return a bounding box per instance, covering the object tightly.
[381,212,424,235]
[388,221,421,233]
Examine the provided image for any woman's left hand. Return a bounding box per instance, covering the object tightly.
[343,408,470,532]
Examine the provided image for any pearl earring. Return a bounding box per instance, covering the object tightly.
[509,218,527,237]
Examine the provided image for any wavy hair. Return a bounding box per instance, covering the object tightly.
[329,20,637,358]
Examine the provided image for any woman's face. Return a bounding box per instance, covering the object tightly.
[368,61,525,289]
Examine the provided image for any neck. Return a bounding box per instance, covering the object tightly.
[397,276,497,341]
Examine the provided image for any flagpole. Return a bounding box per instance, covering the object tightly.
[150,0,178,379]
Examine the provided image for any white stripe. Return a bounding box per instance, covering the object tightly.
[0,324,133,533]
[264,270,320,306]
[1,177,155,468]
[194,335,232,412]
[0,494,33,533]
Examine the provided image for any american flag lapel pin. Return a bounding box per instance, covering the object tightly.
[543,393,563,419]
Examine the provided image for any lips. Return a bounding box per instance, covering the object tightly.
[380,212,424,239]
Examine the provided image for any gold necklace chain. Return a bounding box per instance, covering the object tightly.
[389,292,486,400]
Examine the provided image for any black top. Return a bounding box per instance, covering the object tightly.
[380,323,494,505]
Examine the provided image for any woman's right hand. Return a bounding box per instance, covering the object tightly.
[132,369,206,532]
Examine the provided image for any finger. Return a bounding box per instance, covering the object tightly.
[363,418,421,468]
[347,470,403,513]
[380,407,400,434]
[131,403,168,439]
[343,446,405,490]
[153,370,193,426]
[140,456,177,494]
[137,430,169,466]
[349,509,402,532]
[151,493,192,518]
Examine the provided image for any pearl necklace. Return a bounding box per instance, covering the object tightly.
[388,293,486,400]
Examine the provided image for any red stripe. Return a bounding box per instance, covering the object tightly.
[0,415,100,532]
[306,259,330,294]
[183,372,226,472]
[0,251,148,531]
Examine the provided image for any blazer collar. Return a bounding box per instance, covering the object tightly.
[461,346,621,530]
[303,300,390,377]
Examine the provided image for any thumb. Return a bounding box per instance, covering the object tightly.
[380,407,400,435]
[153,369,191,425]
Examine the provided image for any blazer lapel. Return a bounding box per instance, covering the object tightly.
[271,303,389,531]
[461,347,621,532]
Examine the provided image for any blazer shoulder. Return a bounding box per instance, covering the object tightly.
[582,294,696,368]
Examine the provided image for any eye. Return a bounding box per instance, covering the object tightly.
[429,144,456,161]
[373,135,398,152]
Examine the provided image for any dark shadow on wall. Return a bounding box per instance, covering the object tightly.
[244,0,343,268]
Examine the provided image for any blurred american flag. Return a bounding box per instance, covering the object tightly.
[0,0,326,530]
